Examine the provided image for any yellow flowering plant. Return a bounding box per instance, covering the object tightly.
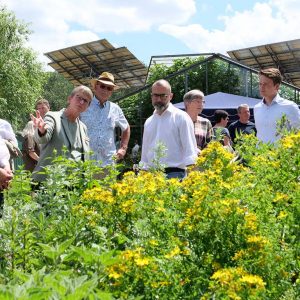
[0,130,299,299]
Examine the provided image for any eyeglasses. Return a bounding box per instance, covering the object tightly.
[75,94,90,105]
[97,83,114,91]
[192,99,205,104]
[151,93,170,99]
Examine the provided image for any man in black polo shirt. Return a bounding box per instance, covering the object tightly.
[228,104,256,144]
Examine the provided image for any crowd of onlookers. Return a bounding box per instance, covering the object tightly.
[1,67,300,213]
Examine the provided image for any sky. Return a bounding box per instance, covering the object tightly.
[2,0,300,70]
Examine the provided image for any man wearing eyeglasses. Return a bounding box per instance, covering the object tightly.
[140,79,198,179]
[80,72,130,167]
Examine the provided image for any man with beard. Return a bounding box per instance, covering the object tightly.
[140,79,198,179]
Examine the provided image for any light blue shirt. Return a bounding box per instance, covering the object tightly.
[80,97,129,166]
[254,94,300,143]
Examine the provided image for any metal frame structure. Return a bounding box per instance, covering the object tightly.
[117,52,300,103]
[44,39,148,89]
[228,39,300,88]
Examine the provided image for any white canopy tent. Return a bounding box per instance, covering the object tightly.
[173,92,261,110]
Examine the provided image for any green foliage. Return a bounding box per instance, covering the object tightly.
[0,6,45,129]
[1,132,300,299]
[42,72,74,111]
[119,56,245,144]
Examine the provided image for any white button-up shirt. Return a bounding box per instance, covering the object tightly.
[140,103,198,170]
[254,94,300,143]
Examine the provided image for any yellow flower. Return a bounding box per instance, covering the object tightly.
[108,271,122,279]
[149,239,159,246]
[120,199,135,213]
[232,250,246,261]
[240,274,266,289]
[244,213,258,231]
[273,193,289,203]
[246,235,269,249]
[135,257,150,267]
[277,211,288,220]
[82,187,115,204]
[165,246,181,259]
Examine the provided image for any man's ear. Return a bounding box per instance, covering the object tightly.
[170,92,174,101]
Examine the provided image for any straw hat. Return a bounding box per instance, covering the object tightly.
[91,72,118,90]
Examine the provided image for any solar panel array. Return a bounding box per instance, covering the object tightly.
[45,39,147,89]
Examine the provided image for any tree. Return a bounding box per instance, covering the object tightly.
[42,72,74,111]
[0,6,45,129]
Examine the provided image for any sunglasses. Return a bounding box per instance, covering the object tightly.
[97,83,114,91]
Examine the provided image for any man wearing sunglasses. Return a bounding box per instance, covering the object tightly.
[80,72,130,167]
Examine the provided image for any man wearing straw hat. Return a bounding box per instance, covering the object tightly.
[81,72,130,166]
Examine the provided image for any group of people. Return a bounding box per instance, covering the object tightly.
[1,67,300,204]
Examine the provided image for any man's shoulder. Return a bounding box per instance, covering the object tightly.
[254,100,264,109]
[247,121,256,126]
[170,105,190,118]
[109,101,122,109]
[228,120,239,128]
[278,97,298,108]
[0,119,12,127]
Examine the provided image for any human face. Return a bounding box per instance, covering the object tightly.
[69,93,92,113]
[151,84,173,114]
[220,116,229,127]
[238,107,250,123]
[259,74,280,103]
[94,82,114,104]
[186,97,205,114]
[36,104,49,118]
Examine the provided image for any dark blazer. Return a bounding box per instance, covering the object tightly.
[33,109,89,182]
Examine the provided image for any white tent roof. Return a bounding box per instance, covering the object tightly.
[174,92,261,110]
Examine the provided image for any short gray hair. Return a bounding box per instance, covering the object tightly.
[237,104,249,114]
[183,89,204,103]
[70,85,93,100]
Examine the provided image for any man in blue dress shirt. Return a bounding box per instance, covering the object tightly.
[81,72,130,166]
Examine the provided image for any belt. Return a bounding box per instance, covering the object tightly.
[164,167,185,174]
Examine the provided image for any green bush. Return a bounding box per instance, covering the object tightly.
[0,133,299,299]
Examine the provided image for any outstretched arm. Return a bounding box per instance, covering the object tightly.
[30,110,47,135]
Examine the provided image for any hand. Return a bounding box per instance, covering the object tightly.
[116,148,126,161]
[30,110,47,134]
[0,167,13,190]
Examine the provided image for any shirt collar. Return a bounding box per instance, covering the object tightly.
[262,93,281,106]
[93,96,108,108]
[154,102,174,116]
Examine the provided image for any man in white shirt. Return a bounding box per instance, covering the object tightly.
[254,68,300,143]
[140,79,198,179]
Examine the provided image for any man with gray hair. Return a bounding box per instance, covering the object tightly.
[184,89,212,150]
[228,104,256,143]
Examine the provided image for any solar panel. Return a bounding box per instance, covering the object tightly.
[228,39,300,88]
[44,39,147,89]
